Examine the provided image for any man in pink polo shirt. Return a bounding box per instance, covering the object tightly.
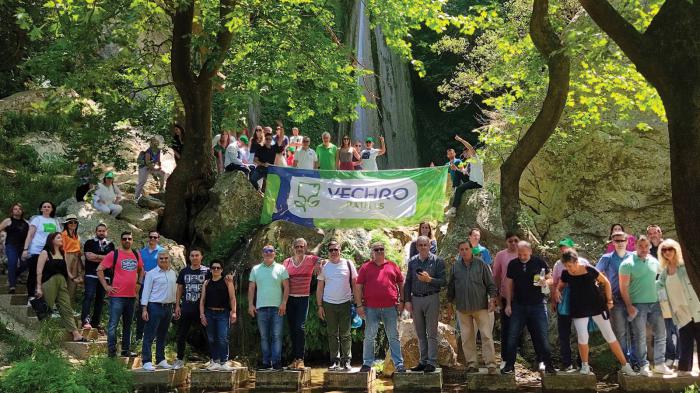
[355,241,406,373]
[491,232,519,368]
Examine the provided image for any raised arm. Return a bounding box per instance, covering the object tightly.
[377,136,386,156]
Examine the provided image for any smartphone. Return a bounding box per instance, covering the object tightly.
[416,268,425,274]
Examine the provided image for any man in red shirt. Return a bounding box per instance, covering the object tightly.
[97,231,144,358]
[355,241,406,373]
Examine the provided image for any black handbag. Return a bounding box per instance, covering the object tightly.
[30,297,51,321]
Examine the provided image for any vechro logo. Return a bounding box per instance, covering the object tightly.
[293,182,321,212]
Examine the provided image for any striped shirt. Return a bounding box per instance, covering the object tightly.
[283,255,319,296]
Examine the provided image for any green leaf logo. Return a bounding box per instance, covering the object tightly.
[294,182,321,212]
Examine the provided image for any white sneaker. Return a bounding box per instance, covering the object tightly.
[640,365,653,377]
[219,363,235,372]
[665,359,675,368]
[142,362,156,372]
[620,363,637,376]
[207,362,221,371]
[156,360,172,369]
[538,362,546,372]
[499,361,506,370]
[445,207,457,217]
[580,364,591,375]
[172,359,184,369]
[653,364,674,375]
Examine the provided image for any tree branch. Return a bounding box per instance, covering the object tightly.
[170,1,196,106]
[129,81,174,98]
[577,0,647,67]
[198,0,237,82]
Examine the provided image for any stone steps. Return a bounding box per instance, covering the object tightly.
[254,367,311,390]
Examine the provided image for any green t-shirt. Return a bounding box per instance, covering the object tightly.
[316,144,338,170]
[249,262,289,308]
[619,254,660,304]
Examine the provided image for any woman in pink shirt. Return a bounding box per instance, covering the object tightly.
[604,224,636,253]
[282,238,321,369]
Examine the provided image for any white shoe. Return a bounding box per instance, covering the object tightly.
[653,364,674,375]
[156,360,172,369]
[640,365,653,377]
[499,361,506,370]
[219,363,235,372]
[172,359,184,369]
[445,207,457,217]
[207,362,221,371]
[620,363,637,376]
[580,364,591,375]
[665,359,675,368]
[142,362,156,372]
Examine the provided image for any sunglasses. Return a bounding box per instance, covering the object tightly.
[149,236,159,239]
[67,221,78,225]
[373,248,385,252]
[211,266,223,270]
[294,245,305,249]
[661,248,675,253]
[263,248,275,253]
[303,140,310,143]
[329,248,340,252]
[613,239,627,244]
[121,238,133,241]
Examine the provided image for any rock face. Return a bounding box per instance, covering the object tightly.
[241,221,325,267]
[61,200,185,269]
[118,201,160,232]
[383,319,458,374]
[194,172,263,248]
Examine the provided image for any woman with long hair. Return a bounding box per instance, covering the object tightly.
[605,223,636,253]
[249,126,265,165]
[213,131,232,173]
[22,201,61,299]
[408,222,437,258]
[337,136,361,170]
[199,260,237,371]
[0,203,29,293]
[36,232,86,342]
[61,215,82,300]
[657,239,700,376]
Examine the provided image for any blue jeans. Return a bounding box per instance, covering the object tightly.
[609,303,639,365]
[108,297,135,355]
[81,277,106,327]
[665,318,678,361]
[504,303,552,368]
[257,307,283,366]
[363,306,404,368]
[5,244,24,289]
[286,296,309,360]
[631,302,666,367]
[250,167,268,191]
[205,309,230,363]
[142,303,173,364]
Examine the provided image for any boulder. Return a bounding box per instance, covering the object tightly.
[383,319,458,374]
[118,201,159,232]
[61,200,185,269]
[194,172,263,248]
[242,221,324,267]
[137,195,165,210]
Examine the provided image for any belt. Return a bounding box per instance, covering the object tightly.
[412,291,439,298]
[150,302,174,307]
[207,307,227,312]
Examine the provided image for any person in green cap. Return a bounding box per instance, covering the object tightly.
[360,135,386,171]
[550,237,590,372]
[93,172,123,217]
[238,135,251,164]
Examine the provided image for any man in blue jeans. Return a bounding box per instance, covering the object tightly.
[620,236,672,376]
[248,245,289,370]
[140,251,177,371]
[81,223,114,331]
[134,230,164,341]
[355,241,406,373]
[96,231,144,357]
[502,241,555,375]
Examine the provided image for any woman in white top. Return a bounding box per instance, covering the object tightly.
[93,172,123,217]
[657,239,700,376]
[21,201,61,298]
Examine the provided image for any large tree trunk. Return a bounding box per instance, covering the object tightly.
[499,0,571,235]
[577,0,700,300]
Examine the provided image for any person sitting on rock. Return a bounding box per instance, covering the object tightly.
[251,132,284,193]
[200,259,237,371]
[447,241,498,374]
[555,250,637,376]
[248,245,289,371]
[93,172,123,217]
[404,236,446,373]
[140,250,177,371]
[356,241,406,373]
[224,135,254,177]
[135,137,166,199]
[35,232,86,342]
[446,134,483,218]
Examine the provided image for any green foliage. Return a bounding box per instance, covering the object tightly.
[207,219,260,264]
[73,356,133,393]
[0,321,33,364]
[0,350,88,393]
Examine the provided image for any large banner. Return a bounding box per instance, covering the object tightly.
[260,166,449,228]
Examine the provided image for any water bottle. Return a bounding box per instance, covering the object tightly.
[540,268,551,295]
[533,268,544,286]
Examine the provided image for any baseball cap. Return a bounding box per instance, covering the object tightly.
[558,237,575,248]
[239,135,249,144]
[104,171,115,179]
[365,137,374,143]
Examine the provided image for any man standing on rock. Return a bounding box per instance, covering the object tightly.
[97,231,144,358]
[447,241,498,374]
[173,248,210,369]
[356,241,406,373]
[501,241,555,375]
[404,236,446,373]
[81,223,115,332]
[492,232,519,368]
[249,245,290,370]
[317,240,357,371]
[134,230,164,341]
[140,251,177,371]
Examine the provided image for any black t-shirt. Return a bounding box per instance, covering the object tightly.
[83,238,115,277]
[204,278,230,309]
[255,144,284,165]
[506,256,550,305]
[561,266,606,318]
[5,218,29,248]
[177,265,211,314]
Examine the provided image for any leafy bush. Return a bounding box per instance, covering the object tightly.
[0,321,33,363]
[0,350,88,393]
[73,356,133,393]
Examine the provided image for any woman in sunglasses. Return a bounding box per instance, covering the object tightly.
[337,135,361,170]
[200,260,237,371]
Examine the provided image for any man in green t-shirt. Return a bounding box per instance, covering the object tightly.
[315,132,338,170]
[248,245,289,371]
[619,235,671,376]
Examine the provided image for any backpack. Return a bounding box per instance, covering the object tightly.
[105,248,141,283]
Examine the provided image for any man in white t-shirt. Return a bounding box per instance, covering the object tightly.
[316,240,357,371]
[293,137,319,170]
[224,140,254,176]
[446,134,484,217]
[289,127,304,149]
[360,136,386,171]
